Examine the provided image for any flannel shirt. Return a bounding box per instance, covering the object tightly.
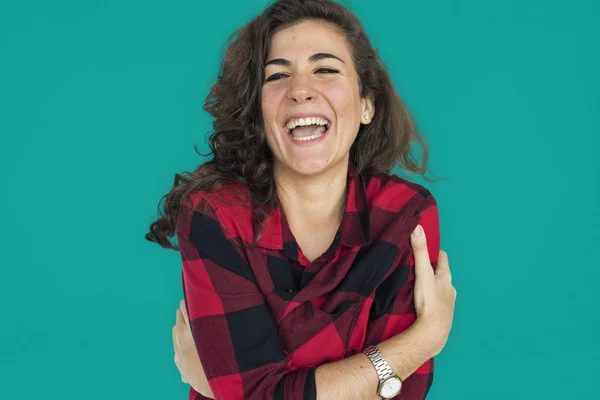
[176,171,440,400]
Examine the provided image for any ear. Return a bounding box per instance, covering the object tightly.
[360,96,375,125]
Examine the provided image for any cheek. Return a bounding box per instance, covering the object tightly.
[261,86,287,117]
[261,92,281,146]
[322,82,360,117]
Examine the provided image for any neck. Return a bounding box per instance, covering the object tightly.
[274,162,349,229]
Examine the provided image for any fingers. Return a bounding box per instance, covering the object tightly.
[410,224,433,281]
[173,310,184,349]
[176,307,185,327]
[436,250,452,282]
[174,353,188,384]
[437,250,449,271]
[172,324,179,348]
[180,300,190,326]
[173,313,187,383]
[174,305,192,385]
[438,250,448,268]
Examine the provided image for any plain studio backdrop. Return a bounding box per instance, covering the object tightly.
[1,0,598,399]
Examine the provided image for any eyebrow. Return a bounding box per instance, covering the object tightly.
[265,52,345,67]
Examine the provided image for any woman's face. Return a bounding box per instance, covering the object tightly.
[261,19,374,177]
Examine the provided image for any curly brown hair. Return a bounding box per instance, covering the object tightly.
[145,0,440,251]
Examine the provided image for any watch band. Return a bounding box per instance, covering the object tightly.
[363,344,396,382]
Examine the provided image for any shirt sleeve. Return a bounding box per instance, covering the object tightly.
[366,188,440,400]
[176,198,317,400]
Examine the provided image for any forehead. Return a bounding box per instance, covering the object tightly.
[268,19,352,60]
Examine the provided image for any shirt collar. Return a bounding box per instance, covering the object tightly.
[256,170,372,250]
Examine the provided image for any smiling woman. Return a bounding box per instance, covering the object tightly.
[146,0,456,399]
[263,20,372,180]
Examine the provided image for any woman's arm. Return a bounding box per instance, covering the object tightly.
[346,189,443,399]
[174,224,453,400]
[178,199,317,400]
[316,193,456,399]
[177,195,455,400]
[315,318,436,400]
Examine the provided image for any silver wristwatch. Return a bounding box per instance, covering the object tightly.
[362,345,403,398]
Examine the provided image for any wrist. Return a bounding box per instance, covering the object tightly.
[362,345,403,398]
[377,320,435,380]
[411,317,446,357]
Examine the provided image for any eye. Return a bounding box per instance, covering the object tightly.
[316,68,339,74]
[265,73,289,82]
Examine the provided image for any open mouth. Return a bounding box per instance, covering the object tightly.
[284,117,331,142]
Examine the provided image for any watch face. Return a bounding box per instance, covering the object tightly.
[380,377,402,398]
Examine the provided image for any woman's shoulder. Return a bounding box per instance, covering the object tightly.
[184,183,254,223]
[185,182,251,210]
[364,171,436,213]
[182,183,256,241]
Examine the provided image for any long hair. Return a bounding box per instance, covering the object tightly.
[146,0,439,250]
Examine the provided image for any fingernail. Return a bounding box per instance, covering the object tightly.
[412,225,422,237]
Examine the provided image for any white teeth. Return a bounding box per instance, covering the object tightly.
[285,117,329,130]
[292,131,325,141]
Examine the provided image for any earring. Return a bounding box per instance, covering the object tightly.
[364,114,369,120]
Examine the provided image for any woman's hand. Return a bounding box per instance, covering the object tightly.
[173,300,214,399]
[410,224,457,356]
[171,224,455,397]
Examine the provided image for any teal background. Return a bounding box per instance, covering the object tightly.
[1,0,598,398]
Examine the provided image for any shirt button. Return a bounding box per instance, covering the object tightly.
[286,289,295,293]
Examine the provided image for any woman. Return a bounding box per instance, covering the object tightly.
[146,0,456,399]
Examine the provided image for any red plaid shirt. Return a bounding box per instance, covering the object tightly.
[177,171,440,400]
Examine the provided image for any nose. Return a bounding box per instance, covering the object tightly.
[287,75,316,103]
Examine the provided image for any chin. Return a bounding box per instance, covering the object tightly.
[293,164,329,177]
[285,155,344,177]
